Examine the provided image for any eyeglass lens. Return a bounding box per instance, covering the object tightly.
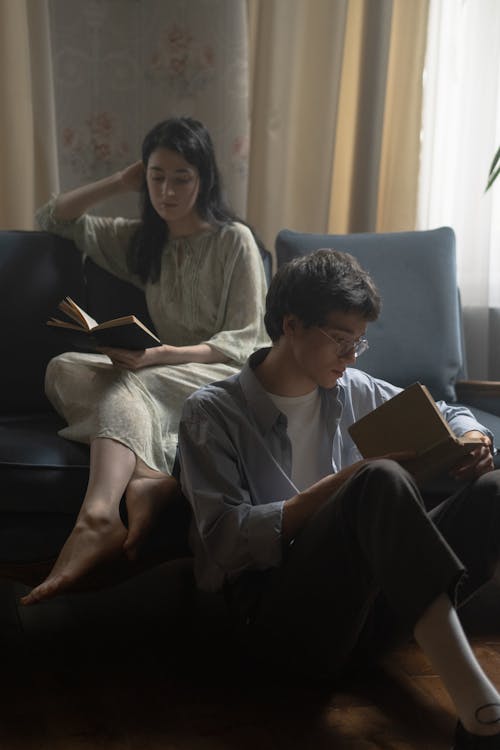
[319,328,369,358]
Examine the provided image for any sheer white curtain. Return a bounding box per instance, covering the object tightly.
[417,0,500,379]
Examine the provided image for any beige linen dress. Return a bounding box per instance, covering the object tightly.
[37,199,269,474]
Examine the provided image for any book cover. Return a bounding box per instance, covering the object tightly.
[348,382,482,484]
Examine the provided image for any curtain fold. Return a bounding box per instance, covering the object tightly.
[247,0,348,253]
[328,0,429,234]
[0,0,58,230]
[376,0,429,231]
[247,0,429,252]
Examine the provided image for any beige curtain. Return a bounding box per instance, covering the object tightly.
[0,0,58,230]
[330,0,429,233]
[247,0,429,253]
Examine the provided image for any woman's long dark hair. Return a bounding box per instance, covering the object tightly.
[128,117,259,283]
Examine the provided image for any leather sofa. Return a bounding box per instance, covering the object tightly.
[0,229,272,585]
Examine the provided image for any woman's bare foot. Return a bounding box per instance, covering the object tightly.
[123,474,180,560]
[20,512,127,606]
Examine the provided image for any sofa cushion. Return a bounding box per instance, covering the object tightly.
[0,413,89,514]
[275,227,462,402]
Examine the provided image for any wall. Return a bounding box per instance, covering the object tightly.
[49,0,249,218]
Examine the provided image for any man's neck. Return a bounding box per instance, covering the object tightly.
[254,344,318,397]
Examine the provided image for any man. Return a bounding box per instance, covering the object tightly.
[179,249,500,748]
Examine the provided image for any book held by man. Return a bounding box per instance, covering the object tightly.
[47,296,161,350]
[348,382,484,484]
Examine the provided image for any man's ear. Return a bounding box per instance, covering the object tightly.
[282,314,299,336]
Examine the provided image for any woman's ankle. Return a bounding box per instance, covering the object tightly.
[76,506,120,531]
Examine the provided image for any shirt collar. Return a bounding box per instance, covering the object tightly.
[239,348,282,435]
[239,348,344,434]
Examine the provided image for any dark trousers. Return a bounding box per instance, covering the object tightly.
[227,460,500,679]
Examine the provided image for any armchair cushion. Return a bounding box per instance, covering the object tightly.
[276,227,462,402]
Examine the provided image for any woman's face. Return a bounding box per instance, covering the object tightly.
[146,147,202,231]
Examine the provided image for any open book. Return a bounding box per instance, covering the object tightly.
[348,382,484,484]
[47,296,161,350]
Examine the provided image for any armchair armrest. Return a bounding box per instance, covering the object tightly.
[455,380,500,417]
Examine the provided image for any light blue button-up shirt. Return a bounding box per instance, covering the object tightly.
[178,348,491,591]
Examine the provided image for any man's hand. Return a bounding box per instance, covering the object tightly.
[282,451,417,541]
[450,430,495,480]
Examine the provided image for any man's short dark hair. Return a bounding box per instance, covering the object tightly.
[264,249,381,342]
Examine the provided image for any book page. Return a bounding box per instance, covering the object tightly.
[59,297,98,331]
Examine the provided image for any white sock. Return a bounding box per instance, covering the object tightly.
[413,593,500,734]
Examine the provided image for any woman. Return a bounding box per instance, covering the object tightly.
[22,117,269,605]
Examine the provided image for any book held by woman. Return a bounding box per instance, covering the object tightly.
[47,296,160,349]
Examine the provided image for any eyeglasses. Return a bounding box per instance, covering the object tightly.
[317,328,369,359]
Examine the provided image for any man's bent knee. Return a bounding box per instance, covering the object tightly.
[338,457,425,519]
[356,458,414,485]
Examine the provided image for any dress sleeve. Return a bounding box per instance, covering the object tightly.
[202,224,269,365]
[36,196,143,288]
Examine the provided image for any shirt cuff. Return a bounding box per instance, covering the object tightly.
[246,501,284,569]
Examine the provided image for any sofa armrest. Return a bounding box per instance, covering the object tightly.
[455,380,500,417]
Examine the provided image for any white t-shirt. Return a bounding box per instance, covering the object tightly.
[267,388,332,491]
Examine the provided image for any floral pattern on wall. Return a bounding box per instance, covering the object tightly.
[146,23,216,98]
[49,0,249,218]
[231,133,250,179]
[62,111,131,179]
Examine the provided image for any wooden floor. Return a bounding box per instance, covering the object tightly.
[2,562,500,749]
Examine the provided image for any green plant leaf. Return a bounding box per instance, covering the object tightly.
[486,145,500,191]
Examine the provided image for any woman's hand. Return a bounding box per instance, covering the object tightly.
[119,161,144,193]
[96,342,228,370]
[51,162,145,220]
[450,430,495,480]
[96,346,161,371]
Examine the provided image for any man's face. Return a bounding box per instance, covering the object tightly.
[284,310,369,390]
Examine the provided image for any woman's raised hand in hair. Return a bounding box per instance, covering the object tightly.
[51,161,145,221]
[120,161,145,192]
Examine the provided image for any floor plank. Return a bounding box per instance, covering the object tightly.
[1,573,500,749]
